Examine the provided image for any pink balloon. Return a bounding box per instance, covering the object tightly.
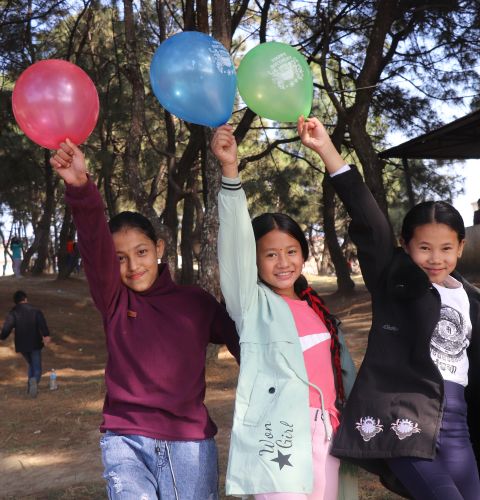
[12,59,99,149]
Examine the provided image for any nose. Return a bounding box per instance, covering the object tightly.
[428,249,442,264]
[127,255,140,271]
[276,252,289,268]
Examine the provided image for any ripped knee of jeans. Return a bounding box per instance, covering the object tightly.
[107,471,123,494]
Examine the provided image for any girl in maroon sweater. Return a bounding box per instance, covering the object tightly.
[51,139,239,500]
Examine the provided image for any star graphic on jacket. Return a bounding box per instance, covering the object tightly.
[271,450,293,470]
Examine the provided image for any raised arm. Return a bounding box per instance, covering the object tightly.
[212,125,259,329]
[298,117,394,291]
[50,140,121,318]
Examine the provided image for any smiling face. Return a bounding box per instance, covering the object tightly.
[256,228,305,299]
[402,222,465,285]
[112,227,165,292]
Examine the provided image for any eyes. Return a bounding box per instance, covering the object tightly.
[418,245,453,252]
[265,249,298,258]
[117,247,149,263]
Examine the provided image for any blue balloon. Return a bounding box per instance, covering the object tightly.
[150,32,237,127]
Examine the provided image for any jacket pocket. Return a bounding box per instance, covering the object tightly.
[243,370,281,426]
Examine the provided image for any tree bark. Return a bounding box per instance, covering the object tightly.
[24,151,56,276]
[198,129,222,299]
[180,166,197,285]
[322,177,355,294]
[347,0,399,216]
[56,206,76,279]
[122,0,176,271]
[321,122,355,294]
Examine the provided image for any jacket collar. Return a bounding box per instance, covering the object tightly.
[386,248,431,300]
[386,248,480,304]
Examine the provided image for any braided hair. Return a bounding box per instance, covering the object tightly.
[251,213,346,405]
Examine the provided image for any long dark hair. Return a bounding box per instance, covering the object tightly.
[401,201,465,244]
[251,212,346,404]
[108,211,157,244]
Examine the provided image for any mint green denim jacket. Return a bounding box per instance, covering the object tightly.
[218,177,357,497]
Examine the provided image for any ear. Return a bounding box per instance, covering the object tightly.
[399,237,409,253]
[457,239,465,258]
[156,239,165,260]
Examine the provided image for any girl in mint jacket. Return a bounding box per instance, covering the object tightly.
[212,124,356,499]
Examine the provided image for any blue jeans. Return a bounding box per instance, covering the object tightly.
[388,381,480,500]
[100,431,219,500]
[21,350,42,382]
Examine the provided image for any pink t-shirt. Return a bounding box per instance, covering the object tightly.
[282,296,339,428]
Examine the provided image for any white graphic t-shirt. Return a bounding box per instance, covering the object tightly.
[431,275,472,386]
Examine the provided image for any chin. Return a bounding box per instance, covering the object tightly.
[123,280,146,292]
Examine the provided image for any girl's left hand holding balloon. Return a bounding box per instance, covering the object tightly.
[297,116,346,174]
[50,138,88,187]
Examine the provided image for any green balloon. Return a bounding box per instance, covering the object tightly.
[237,42,313,122]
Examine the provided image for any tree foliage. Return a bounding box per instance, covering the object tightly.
[0,0,478,293]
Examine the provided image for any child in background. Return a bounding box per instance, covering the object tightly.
[50,139,240,500]
[10,237,23,277]
[1,290,51,398]
[212,125,356,499]
[297,115,480,500]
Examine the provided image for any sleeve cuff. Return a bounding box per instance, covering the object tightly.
[221,176,242,191]
[65,177,94,199]
[330,165,351,177]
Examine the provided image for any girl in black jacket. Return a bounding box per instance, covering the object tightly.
[298,116,480,500]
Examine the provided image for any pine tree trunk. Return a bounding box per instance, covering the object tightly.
[27,152,56,276]
[198,129,221,299]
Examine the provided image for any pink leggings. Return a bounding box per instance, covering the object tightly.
[254,408,340,500]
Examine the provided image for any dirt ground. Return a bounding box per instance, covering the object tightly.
[0,273,405,499]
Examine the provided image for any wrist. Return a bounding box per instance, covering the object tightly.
[221,161,239,179]
[313,142,346,174]
[69,175,89,188]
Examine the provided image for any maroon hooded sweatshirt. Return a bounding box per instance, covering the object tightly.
[66,180,239,440]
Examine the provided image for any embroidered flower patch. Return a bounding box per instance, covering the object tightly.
[355,416,384,442]
[390,418,421,440]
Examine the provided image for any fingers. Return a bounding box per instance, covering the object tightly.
[50,150,72,169]
[297,115,305,135]
[212,129,235,151]
[216,124,233,132]
[65,138,82,155]
[50,139,76,169]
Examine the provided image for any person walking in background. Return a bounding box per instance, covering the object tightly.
[65,238,75,271]
[10,237,23,278]
[50,139,240,500]
[212,124,357,499]
[297,115,480,500]
[1,290,51,398]
[473,198,480,225]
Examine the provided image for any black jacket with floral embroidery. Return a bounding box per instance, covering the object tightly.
[329,167,480,497]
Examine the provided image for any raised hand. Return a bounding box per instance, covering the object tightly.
[50,139,88,187]
[211,124,239,178]
[297,116,346,174]
[297,116,332,154]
